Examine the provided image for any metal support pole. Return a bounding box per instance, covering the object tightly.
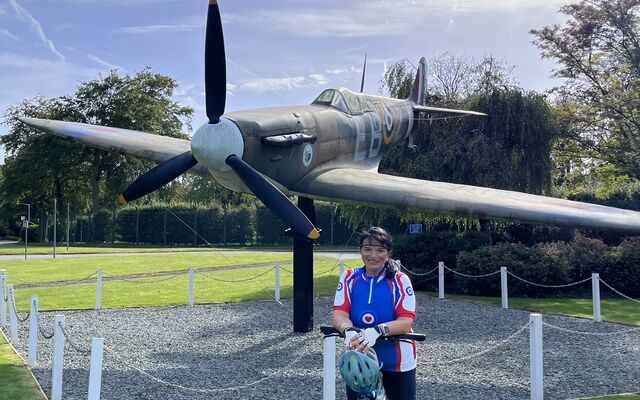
[501,266,509,309]
[95,268,103,310]
[53,199,57,258]
[339,261,345,277]
[28,295,38,367]
[188,268,194,306]
[438,262,445,300]
[592,273,601,322]
[66,202,70,251]
[293,197,315,333]
[7,284,18,346]
[163,209,167,245]
[0,270,6,328]
[88,338,104,400]
[51,315,65,400]
[323,336,336,400]
[530,313,543,400]
[274,263,280,301]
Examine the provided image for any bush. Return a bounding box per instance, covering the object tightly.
[394,230,491,290]
[607,237,640,297]
[455,242,572,297]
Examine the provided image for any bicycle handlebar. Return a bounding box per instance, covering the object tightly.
[320,325,426,342]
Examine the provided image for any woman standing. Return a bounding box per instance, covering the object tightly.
[332,227,417,400]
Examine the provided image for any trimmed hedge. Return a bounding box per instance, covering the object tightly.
[455,235,639,297]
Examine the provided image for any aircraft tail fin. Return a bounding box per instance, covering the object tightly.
[408,57,427,105]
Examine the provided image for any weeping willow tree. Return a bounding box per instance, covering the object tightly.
[340,54,561,235]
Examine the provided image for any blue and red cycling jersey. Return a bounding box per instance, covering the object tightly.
[333,266,417,372]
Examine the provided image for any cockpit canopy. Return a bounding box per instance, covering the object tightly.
[312,88,369,115]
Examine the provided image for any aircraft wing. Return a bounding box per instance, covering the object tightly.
[18,117,192,164]
[292,168,640,232]
[412,105,487,117]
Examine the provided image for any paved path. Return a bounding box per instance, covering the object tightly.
[0,250,360,261]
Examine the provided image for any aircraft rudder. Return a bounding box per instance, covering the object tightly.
[408,57,427,105]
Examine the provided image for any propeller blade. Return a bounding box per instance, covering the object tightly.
[205,0,226,124]
[225,154,320,240]
[118,151,197,205]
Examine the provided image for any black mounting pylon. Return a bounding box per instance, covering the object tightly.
[291,197,316,333]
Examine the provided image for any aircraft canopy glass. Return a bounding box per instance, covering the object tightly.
[312,88,363,115]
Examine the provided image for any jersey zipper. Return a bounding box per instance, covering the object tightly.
[368,278,374,304]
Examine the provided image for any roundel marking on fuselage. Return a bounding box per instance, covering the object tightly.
[382,105,397,145]
[302,143,313,166]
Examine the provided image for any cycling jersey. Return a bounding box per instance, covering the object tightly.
[333,266,417,372]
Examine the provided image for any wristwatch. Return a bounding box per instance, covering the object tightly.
[377,323,390,337]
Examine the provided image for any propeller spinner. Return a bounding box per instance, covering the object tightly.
[119,0,320,240]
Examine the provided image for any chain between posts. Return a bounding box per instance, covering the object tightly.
[8,296,30,323]
[59,323,91,355]
[196,266,275,283]
[101,271,184,284]
[103,335,322,394]
[542,322,640,336]
[418,321,532,366]
[34,312,55,339]
[599,279,640,304]
[444,265,502,278]
[401,264,440,277]
[507,272,592,288]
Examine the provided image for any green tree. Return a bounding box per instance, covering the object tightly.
[375,54,560,235]
[531,0,640,178]
[1,69,194,241]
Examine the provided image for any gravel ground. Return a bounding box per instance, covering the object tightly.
[9,294,640,400]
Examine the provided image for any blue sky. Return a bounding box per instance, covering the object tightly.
[0,0,572,164]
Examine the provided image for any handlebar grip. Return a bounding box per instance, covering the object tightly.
[319,326,426,342]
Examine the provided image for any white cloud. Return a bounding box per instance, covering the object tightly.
[0,29,20,42]
[309,73,327,85]
[326,68,348,75]
[88,54,123,71]
[227,0,573,38]
[8,0,65,61]
[237,77,306,93]
[117,24,198,34]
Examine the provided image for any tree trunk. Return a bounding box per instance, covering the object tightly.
[479,218,493,245]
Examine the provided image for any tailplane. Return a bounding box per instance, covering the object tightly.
[408,57,427,105]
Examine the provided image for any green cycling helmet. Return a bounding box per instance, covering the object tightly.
[338,348,382,394]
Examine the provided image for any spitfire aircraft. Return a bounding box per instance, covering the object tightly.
[18,1,640,238]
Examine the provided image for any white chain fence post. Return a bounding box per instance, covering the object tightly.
[339,261,345,277]
[88,338,104,400]
[7,284,18,346]
[0,270,7,328]
[188,268,195,306]
[592,273,601,322]
[501,267,509,309]
[52,315,66,400]
[28,295,38,368]
[438,262,445,300]
[530,313,543,400]
[323,335,336,400]
[274,263,280,302]
[95,268,103,310]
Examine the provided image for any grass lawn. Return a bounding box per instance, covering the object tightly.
[0,242,358,255]
[435,293,640,326]
[0,334,45,400]
[9,256,357,311]
[1,252,308,285]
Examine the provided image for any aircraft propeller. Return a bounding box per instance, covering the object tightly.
[119,0,320,240]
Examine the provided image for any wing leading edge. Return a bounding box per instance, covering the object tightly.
[292,168,640,232]
[17,117,192,165]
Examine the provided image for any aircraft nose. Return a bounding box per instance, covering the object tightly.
[191,118,244,172]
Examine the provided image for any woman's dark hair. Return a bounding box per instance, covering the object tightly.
[359,226,400,279]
